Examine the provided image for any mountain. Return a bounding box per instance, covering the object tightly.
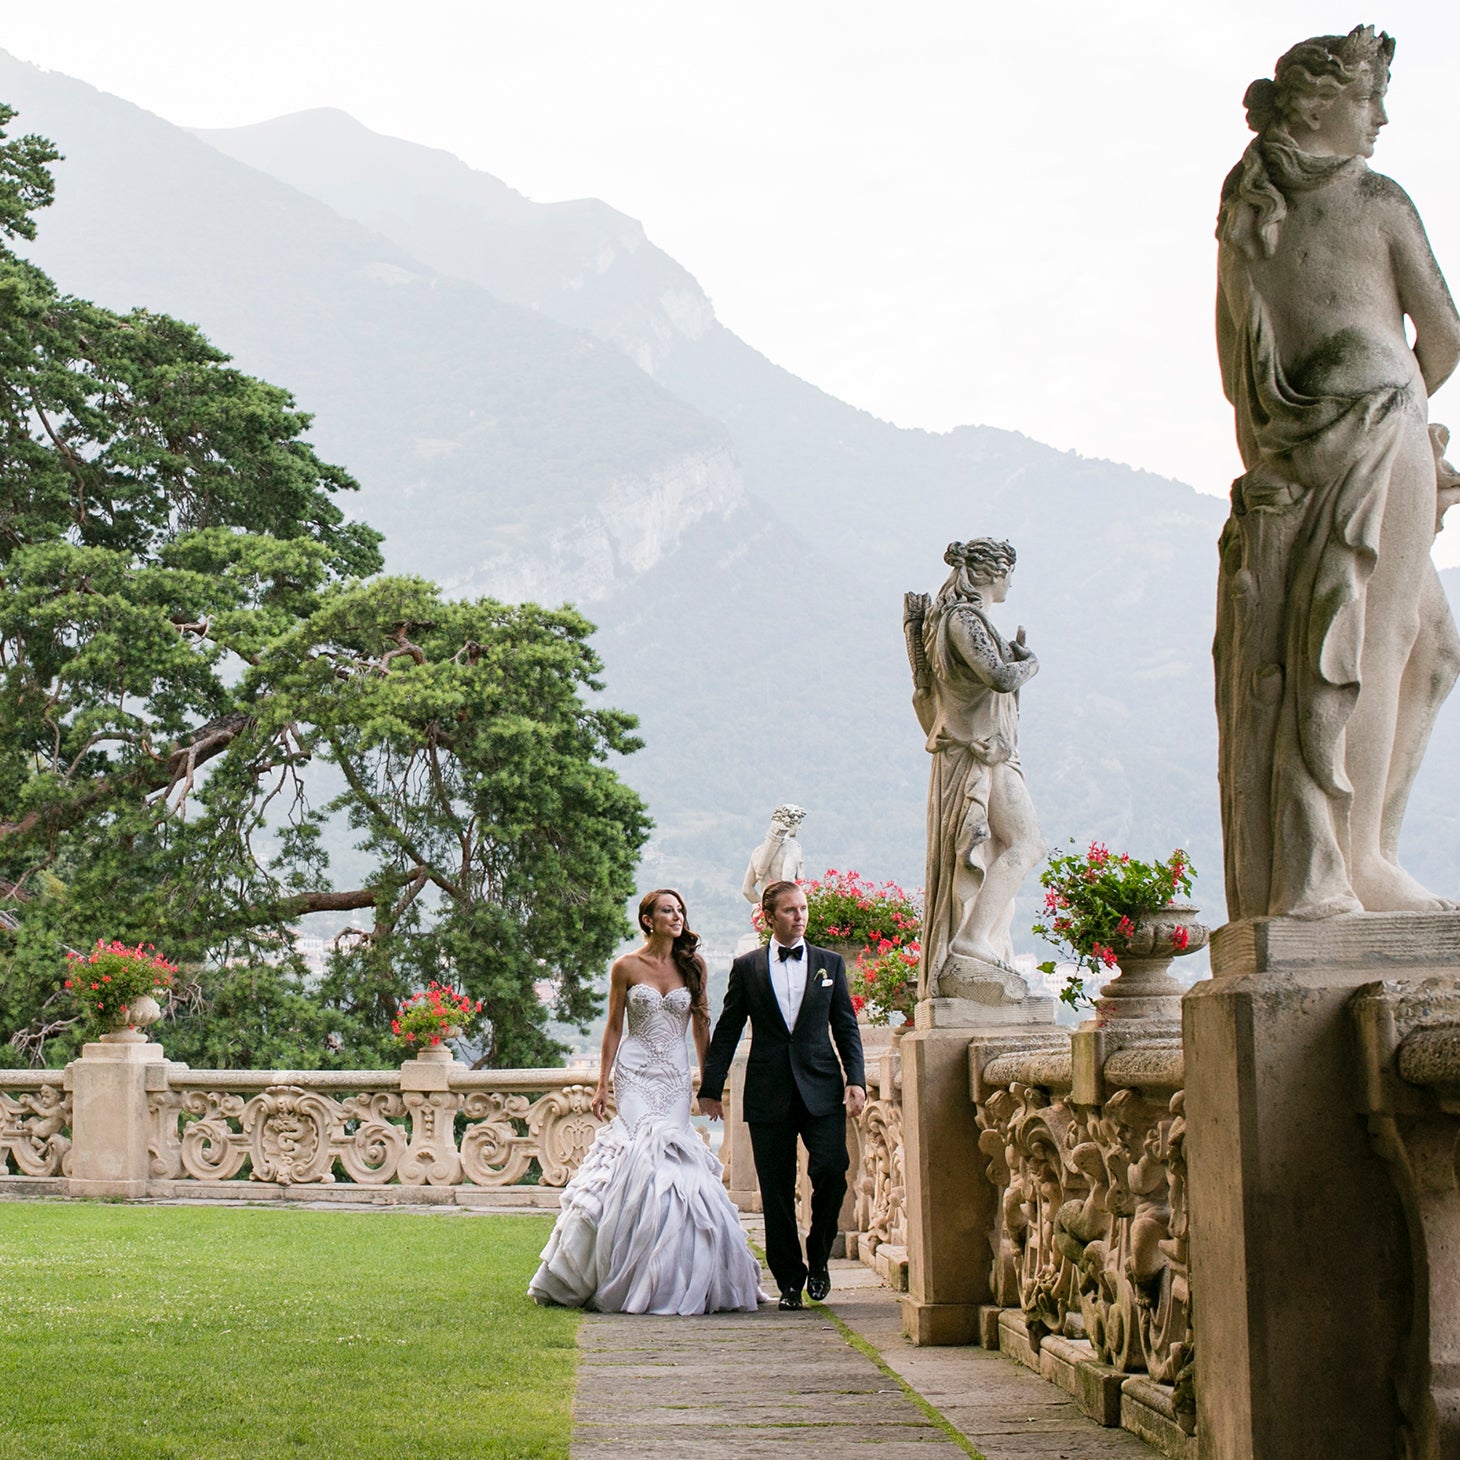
[4,59,1457,944]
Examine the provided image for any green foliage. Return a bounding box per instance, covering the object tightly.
[0,103,648,1070]
[0,1204,576,1459]
[1031,840,1194,1004]
[0,104,57,242]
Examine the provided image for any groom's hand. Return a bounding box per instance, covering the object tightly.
[699,1097,724,1121]
[844,1085,867,1118]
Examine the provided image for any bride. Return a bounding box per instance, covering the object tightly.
[528,888,767,1313]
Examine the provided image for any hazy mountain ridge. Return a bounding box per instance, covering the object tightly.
[0,56,741,608]
[198,108,713,378]
[4,61,1456,943]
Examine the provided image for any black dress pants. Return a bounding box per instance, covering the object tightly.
[748,1082,849,1293]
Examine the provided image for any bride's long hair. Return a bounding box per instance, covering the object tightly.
[637,888,709,1026]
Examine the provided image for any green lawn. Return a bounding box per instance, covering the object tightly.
[0,1202,577,1459]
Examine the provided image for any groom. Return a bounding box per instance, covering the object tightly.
[700,880,866,1310]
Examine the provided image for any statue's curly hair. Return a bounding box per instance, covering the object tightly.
[942,538,1016,581]
[1243,25,1394,136]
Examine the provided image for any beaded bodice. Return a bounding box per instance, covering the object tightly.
[613,984,694,1134]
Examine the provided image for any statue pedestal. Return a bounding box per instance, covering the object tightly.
[900,998,1057,1345]
[916,996,1055,1029]
[1184,913,1460,1460]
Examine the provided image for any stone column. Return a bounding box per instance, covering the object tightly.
[1183,915,1460,1460]
[899,997,1057,1345]
[65,1033,170,1199]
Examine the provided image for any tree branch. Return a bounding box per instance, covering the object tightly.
[0,709,253,847]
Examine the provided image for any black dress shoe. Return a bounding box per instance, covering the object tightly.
[806,1268,831,1302]
[778,1287,804,1311]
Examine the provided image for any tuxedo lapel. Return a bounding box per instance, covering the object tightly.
[793,945,822,1029]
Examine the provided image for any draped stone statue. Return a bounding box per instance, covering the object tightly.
[741,803,807,904]
[1214,25,1460,920]
[905,540,1044,1003]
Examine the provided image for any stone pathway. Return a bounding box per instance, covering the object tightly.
[571,1241,1158,1459]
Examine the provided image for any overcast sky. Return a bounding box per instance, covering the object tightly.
[6,2,1460,563]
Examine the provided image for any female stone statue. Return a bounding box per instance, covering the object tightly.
[905,539,1044,1001]
[1214,25,1460,920]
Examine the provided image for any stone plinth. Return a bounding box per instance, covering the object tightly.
[1185,913,1460,1460]
[65,1036,170,1199]
[915,996,1055,1029]
[900,999,1057,1345]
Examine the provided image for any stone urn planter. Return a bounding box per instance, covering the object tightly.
[95,993,164,1044]
[1096,905,1209,1028]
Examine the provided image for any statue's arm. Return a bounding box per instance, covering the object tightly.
[1387,181,1460,397]
[741,853,761,903]
[904,591,937,734]
[950,611,1038,693]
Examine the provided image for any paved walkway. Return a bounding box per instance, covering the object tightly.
[572,1228,1157,1459]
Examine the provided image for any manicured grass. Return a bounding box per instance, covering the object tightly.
[0,1203,577,1459]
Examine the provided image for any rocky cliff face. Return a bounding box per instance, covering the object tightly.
[454,439,743,604]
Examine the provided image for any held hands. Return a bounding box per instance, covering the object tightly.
[699,1097,724,1122]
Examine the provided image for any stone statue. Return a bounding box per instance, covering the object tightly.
[1214,25,1460,920]
[741,803,807,903]
[905,540,1045,1003]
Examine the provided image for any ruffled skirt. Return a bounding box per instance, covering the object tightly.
[528,1115,766,1314]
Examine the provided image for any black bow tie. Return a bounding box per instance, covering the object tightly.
[776,945,804,962]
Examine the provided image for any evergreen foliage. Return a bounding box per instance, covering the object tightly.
[0,105,648,1069]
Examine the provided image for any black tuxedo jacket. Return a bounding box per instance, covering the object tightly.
[700,942,865,1120]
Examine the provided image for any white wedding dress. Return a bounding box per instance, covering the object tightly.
[528,984,766,1314]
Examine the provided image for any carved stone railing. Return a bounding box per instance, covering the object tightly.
[971,1028,1195,1455]
[846,1041,907,1287]
[0,1048,613,1205]
[0,1070,71,1179]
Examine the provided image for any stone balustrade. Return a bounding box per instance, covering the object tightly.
[968,1024,1195,1459]
[0,1070,69,1178]
[845,1041,908,1288]
[0,1045,612,1206]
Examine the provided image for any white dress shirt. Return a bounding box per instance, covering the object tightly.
[768,937,808,1031]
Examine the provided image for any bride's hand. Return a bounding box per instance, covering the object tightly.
[591,1085,609,1121]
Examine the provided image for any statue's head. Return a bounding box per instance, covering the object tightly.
[937,538,1017,607]
[1244,25,1394,158]
[770,803,806,832]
